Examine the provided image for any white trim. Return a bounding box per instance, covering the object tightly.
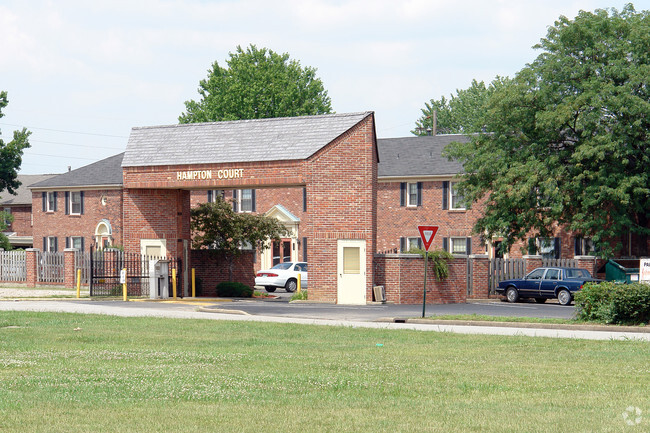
[449,181,466,210]
[30,185,123,191]
[406,182,418,207]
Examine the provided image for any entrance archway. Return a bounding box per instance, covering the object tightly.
[121,112,378,304]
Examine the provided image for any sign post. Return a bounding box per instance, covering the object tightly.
[418,226,439,318]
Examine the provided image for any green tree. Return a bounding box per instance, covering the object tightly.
[0,91,31,250]
[180,44,332,123]
[191,197,289,281]
[412,79,504,135]
[445,5,650,258]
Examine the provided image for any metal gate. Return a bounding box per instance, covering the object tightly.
[89,247,181,297]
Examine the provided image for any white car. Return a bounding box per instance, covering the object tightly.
[255,262,308,293]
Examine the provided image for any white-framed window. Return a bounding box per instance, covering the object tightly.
[70,191,82,215]
[46,236,57,252]
[400,237,423,253]
[207,190,225,203]
[450,237,467,254]
[575,237,596,256]
[47,192,56,212]
[532,237,560,259]
[71,236,83,250]
[3,207,11,227]
[450,182,465,210]
[234,189,255,213]
[407,183,419,207]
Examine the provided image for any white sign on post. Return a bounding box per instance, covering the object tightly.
[120,269,127,285]
[640,259,650,284]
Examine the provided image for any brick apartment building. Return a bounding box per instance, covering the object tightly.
[1,174,56,248]
[20,111,641,303]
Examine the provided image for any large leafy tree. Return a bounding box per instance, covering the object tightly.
[412,79,504,135]
[0,91,31,250]
[191,198,289,281]
[445,5,650,258]
[180,44,332,123]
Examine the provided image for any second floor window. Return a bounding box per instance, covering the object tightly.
[47,192,56,212]
[450,182,465,210]
[70,192,82,215]
[233,189,256,213]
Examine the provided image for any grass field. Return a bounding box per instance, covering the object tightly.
[0,311,648,432]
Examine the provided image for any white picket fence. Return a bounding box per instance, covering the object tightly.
[0,250,26,282]
[38,251,65,283]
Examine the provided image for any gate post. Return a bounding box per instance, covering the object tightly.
[64,248,78,289]
[468,254,490,299]
[26,248,39,287]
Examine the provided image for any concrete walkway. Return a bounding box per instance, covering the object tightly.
[1,299,648,341]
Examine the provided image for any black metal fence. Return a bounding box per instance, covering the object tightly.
[89,247,181,297]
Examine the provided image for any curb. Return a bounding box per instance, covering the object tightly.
[197,306,250,315]
[375,318,650,333]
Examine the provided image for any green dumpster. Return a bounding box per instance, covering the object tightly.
[605,259,640,283]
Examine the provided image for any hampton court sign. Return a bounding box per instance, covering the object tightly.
[176,169,244,181]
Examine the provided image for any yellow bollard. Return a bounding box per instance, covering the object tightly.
[76,269,81,298]
[122,268,127,302]
[192,268,196,298]
[297,273,301,293]
[172,268,177,300]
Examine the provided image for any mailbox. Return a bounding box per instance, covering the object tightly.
[149,259,170,299]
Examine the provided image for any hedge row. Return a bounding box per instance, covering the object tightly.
[574,282,650,325]
[216,281,253,298]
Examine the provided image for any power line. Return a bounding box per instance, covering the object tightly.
[30,139,125,150]
[26,152,100,161]
[0,122,128,138]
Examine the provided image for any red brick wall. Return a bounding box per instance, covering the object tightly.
[32,189,123,251]
[306,115,377,302]
[376,181,485,254]
[122,189,190,258]
[374,254,467,304]
[5,205,32,237]
[191,249,256,296]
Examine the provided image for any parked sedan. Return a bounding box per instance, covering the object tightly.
[496,267,599,305]
[255,262,308,293]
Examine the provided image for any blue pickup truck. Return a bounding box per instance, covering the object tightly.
[496,267,600,306]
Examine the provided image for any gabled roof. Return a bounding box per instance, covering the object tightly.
[122,112,374,167]
[377,135,469,178]
[30,153,125,189]
[0,174,58,205]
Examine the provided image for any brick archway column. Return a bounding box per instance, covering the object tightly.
[306,115,377,303]
[122,188,191,260]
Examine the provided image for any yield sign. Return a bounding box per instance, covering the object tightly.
[418,225,439,252]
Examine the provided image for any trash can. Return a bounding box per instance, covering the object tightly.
[605,259,640,283]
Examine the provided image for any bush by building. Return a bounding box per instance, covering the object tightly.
[575,282,650,325]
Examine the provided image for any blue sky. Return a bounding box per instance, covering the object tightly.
[1,0,647,174]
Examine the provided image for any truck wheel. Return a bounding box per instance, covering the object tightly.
[557,289,572,306]
[285,279,297,293]
[506,287,519,303]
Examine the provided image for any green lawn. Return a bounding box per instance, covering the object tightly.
[0,312,648,432]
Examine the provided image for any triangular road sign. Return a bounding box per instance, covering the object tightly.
[418,225,439,252]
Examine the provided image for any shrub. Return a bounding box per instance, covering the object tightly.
[290,290,308,301]
[216,281,253,298]
[575,282,650,325]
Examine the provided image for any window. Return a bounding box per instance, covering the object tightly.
[526,268,545,280]
[450,237,467,254]
[44,236,57,252]
[400,182,422,207]
[400,237,422,253]
[233,189,256,212]
[70,192,82,215]
[450,182,465,210]
[575,237,596,256]
[66,236,84,251]
[207,190,225,203]
[544,269,560,280]
[442,237,472,255]
[528,237,560,259]
[3,207,11,228]
[43,191,57,212]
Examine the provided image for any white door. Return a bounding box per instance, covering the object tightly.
[140,239,167,258]
[337,239,366,305]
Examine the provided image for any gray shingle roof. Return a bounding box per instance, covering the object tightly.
[122,112,373,167]
[0,174,58,205]
[29,153,125,189]
[377,135,469,178]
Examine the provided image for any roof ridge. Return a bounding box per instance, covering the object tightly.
[131,111,373,131]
